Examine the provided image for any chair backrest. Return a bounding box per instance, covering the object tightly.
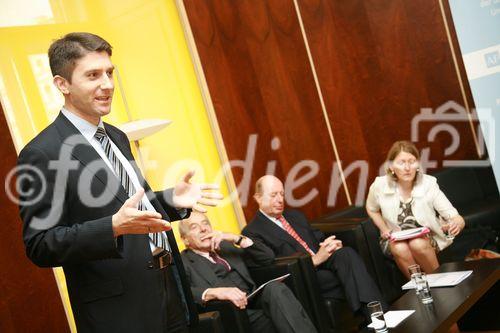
[316,205,367,220]
[470,166,500,199]
[249,255,332,333]
[430,166,500,207]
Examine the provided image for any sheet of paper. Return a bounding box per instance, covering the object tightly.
[246,273,291,299]
[392,228,426,237]
[390,227,429,241]
[402,270,473,289]
[367,310,415,328]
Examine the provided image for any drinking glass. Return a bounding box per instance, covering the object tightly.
[408,264,422,294]
[408,264,421,277]
[443,219,455,241]
[367,301,388,332]
[415,273,433,304]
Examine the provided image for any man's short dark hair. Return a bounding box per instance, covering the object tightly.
[48,32,112,82]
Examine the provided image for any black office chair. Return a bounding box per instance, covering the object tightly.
[295,252,363,332]
[250,253,363,332]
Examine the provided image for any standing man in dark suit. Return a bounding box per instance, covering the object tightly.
[242,175,386,319]
[179,212,317,333]
[16,32,222,333]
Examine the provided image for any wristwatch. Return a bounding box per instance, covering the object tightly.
[235,235,244,246]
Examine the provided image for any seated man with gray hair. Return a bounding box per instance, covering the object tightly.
[179,212,317,333]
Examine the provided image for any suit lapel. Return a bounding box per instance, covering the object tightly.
[282,210,317,251]
[54,113,129,204]
[256,211,304,252]
[185,248,256,291]
[105,125,142,180]
[185,250,219,287]
[219,245,255,289]
[105,124,167,218]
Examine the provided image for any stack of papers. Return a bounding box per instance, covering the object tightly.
[390,227,430,241]
[402,270,473,290]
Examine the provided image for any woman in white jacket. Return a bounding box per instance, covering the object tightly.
[366,141,465,279]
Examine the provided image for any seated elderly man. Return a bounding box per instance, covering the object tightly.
[179,212,317,333]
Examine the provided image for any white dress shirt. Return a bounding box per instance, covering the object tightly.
[260,209,285,229]
[61,108,170,251]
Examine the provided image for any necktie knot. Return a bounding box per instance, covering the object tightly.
[209,252,231,271]
[94,127,107,141]
[209,251,219,261]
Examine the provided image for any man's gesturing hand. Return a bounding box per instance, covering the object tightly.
[172,170,223,213]
[112,188,171,237]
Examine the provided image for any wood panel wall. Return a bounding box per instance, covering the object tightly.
[182,0,479,222]
[0,104,69,332]
[297,0,479,207]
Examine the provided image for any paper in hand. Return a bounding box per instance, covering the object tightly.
[246,273,291,300]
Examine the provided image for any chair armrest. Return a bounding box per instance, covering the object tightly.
[248,253,309,299]
[311,219,372,267]
[248,253,309,282]
[196,311,223,333]
[199,301,251,333]
[247,253,333,331]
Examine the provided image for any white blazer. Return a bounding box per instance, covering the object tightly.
[366,174,459,250]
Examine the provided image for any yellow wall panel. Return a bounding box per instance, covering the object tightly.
[0,0,242,331]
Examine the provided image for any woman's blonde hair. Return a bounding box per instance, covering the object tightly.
[385,140,420,180]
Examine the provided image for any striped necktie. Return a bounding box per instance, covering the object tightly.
[94,127,168,249]
[277,216,315,255]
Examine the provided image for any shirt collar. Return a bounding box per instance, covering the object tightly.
[192,249,211,259]
[260,209,282,223]
[61,107,105,142]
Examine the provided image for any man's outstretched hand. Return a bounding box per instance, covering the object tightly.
[112,188,171,237]
[172,170,223,212]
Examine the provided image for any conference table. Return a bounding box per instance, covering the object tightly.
[366,258,500,333]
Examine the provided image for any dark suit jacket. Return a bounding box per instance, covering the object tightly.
[243,209,384,307]
[242,209,325,262]
[17,112,196,333]
[181,240,271,304]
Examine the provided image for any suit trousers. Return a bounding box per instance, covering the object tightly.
[317,247,385,312]
[162,265,189,333]
[248,281,317,333]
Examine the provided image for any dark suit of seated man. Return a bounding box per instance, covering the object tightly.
[179,212,317,333]
[242,175,387,319]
